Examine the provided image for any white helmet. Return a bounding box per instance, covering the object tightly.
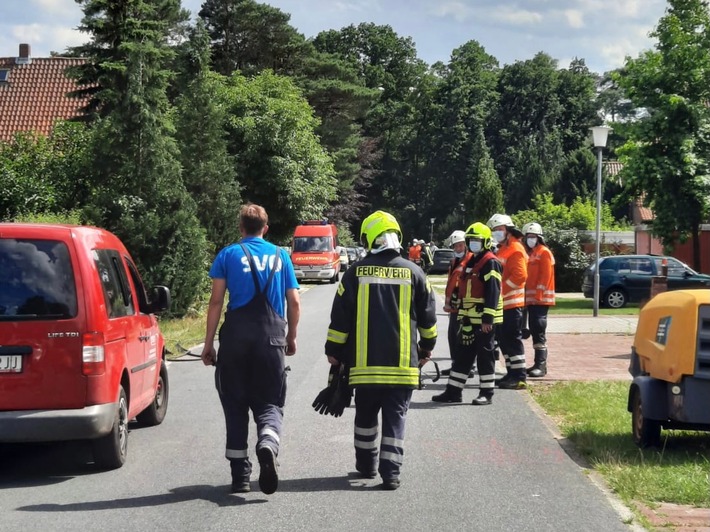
[486,213,513,229]
[522,222,543,236]
[449,230,466,245]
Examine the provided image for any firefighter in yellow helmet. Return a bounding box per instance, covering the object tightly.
[324,210,437,490]
[432,222,503,405]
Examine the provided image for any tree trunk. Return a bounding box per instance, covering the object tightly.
[692,223,701,271]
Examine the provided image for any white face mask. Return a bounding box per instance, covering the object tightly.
[492,230,506,243]
[527,237,538,248]
[468,241,482,253]
[454,250,465,258]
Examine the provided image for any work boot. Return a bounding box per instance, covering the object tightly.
[431,387,462,403]
[471,394,493,406]
[356,463,377,479]
[382,478,401,491]
[230,479,251,493]
[257,446,279,495]
[527,348,548,378]
[498,379,527,390]
[528,361,547,378]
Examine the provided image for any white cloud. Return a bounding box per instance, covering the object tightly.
[432,1,475,23]
[564,9,585,29]
[8,24,86,56]
[490,6,543,26]
[599,39,644,67]
[29,0,78,18]
[331,0,382,12]
[582,0,660,19]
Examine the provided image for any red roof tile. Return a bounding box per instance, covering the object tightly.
[633,196,655,224]
[0,52,90,143]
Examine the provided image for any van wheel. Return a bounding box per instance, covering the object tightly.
[631,388,661,448]
[93,386,128,470]
[329,271,339,284]
[136,362,169,426]
[603,288,627,308]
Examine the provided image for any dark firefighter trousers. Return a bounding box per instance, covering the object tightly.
[448,312,461,362]
[445,326,496,397]
[496,307,526,380]
[215,305,288,483]
[354,387,413,480]
[527,304,549,347]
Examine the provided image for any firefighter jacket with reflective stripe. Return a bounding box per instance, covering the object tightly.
[444,252,471,312]
[525,244,556,306]
[456,251,503,325]
[324,250,438,388]
[496,237,528,310]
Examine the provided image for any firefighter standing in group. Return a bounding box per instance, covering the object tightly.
[432,222,503,405]
[324,211,437,491]
[522,222,556,378]
[487,213,529,389]
[420,240,434,272]
[408,239,422,266]
[442,230,470,369]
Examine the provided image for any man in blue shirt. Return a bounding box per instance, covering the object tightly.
[201,203,300,495]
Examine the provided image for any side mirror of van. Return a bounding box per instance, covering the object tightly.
[149,286,171,313]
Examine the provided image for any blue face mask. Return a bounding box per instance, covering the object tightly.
[454,250,465,258]
[527,237,538,249]
[468,241,482,253]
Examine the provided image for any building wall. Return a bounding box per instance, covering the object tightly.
[635,225,710,274]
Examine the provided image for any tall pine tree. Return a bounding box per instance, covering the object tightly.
[72,0,208,314]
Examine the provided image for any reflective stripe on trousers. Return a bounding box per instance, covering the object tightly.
[354,387,412,480]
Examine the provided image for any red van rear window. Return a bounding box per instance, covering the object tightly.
[0,238,77,319]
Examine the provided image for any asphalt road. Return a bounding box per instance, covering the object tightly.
[0,283,638,532]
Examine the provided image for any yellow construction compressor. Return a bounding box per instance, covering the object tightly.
[628,289,710,447]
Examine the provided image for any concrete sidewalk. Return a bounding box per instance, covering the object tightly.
[547,314,637,335]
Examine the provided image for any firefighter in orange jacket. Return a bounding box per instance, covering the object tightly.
[408,240,422,266]
[487,213,528,389]
[443,230,470,366]
[522,222,555,377]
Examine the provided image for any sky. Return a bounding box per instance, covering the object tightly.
[0,0,670,75]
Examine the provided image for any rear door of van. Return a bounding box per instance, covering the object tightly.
[0,228,87,410]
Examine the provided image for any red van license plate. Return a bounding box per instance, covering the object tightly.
[0,355,22,373]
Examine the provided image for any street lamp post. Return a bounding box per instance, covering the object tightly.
[590,126,612,317]
[430,218,436,243]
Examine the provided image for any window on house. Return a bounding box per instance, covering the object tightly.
[0,69,10,83]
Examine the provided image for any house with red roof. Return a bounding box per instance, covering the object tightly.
[0,43,89,143]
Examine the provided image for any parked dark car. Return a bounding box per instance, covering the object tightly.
[346,247,359,264]
[428,248,455,275]
[581,254,710,308]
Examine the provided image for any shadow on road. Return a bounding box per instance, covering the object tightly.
[0,441,98,488]
[16,484,268,511]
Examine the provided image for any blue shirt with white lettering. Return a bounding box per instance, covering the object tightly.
[209,237,299,317]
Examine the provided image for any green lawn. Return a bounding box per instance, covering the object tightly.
[428,275,639,316]
[549,298,639,316]
[530,381,710,512]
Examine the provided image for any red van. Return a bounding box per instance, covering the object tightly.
[290,220,341,283]
[0,223,171,469]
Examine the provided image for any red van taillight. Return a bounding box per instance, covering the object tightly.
[82,332,106,375]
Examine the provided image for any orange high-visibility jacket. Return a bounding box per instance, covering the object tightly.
[496,237,528,310]
[525,244,555,306]
[408,244,421,262]
[444,252,471,311]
